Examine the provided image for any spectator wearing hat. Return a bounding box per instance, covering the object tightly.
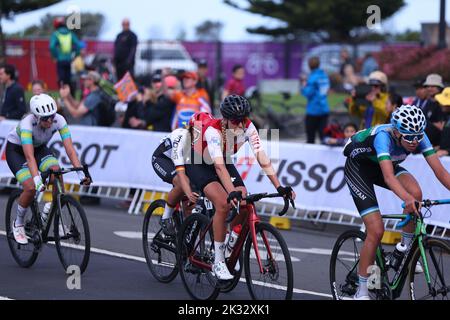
[168,71,211,130]
[421,74,446,147]
[436,88,450,157]
[0,64,26,121]
[196,59,214,109]
[348,71,390,129]
[59,71,103,126]
[412,78,428,109]
[222,64,246,100]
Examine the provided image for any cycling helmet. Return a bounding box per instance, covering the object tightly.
[188,112,213,128]
[220,95,251,120]
[391,104,426,134]
[30,94,58,118]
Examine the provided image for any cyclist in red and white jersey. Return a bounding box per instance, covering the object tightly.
[186,95,296,280]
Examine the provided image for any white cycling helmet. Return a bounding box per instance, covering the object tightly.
[30,94,57,118]
[391,104,426,134]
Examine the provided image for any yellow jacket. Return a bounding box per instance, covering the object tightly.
[349,92,390,129]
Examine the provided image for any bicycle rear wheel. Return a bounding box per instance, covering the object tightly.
[177,213,219,300]
[329,230,366,300]
[409,238,450,300]
[54,195,91,274]
[5,190,39,268]
[244,222,293,300]
[142,199,178,283]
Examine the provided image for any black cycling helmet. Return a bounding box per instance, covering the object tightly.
[220,95,251,120]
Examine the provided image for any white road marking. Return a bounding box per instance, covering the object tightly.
[0,229,330,299]
[0,296,13,300]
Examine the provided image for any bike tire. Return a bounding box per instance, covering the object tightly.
[177,213,220,300]
[5,190,39,268]
[409,238,450,300]
[54,195,91,274]
[243,222,293,300]
[329,229,366,300]
[142,199,179,283]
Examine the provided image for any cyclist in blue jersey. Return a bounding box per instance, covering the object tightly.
[343,104,450,300]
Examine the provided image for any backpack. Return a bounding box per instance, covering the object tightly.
[97,89,117,127]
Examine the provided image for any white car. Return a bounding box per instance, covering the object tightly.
[134,41,197,78]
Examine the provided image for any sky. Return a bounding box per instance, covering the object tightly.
[2,0,449,41]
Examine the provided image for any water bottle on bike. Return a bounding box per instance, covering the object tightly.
[388,242,407,271]
[225,224,242,272]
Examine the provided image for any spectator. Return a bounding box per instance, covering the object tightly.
[114,18,138,81]
[31,80,47,96]
[59,71,103,126]
[361,53,379,78]
[340,48,359,92]
[196,59,215,109]
[385,91,404,119]
[0,64,26,120]
[436,88,450,157]
[422,74,446,147]
[169,71,211,130]
[323,122,358,147]
[222,64,246,100]
[349,71,390,129]
[301,56,331,144]
[50,17,82,92]
[411,78,428,109]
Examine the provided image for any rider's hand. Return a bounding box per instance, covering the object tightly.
[277,186,296,200]
[33,175,45,192]
[404,196,420,216]
[77,171,91,186]
[227,190,243,208]
[187,192,199,205]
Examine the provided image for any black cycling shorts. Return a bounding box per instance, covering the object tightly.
[344,157,410,218]
[152,142,177,185]
[185,161,245,192]
[6,142,59,184]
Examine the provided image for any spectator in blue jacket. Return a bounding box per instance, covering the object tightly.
[0,64,26,120]
[49,17,81,92]
[301,56,331,144]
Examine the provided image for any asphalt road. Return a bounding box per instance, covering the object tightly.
[0,194,404,301]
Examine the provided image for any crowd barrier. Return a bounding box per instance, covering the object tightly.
[0,121,449,241]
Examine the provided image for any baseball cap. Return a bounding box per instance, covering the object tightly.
[197,59,208,67]
[182,71,198,81]
[151,73,162,82]
[81,71,101,84]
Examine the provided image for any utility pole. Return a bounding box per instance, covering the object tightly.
[438,0,447,49]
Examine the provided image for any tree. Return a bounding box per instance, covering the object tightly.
[8,13,105,39]
[0,0,62,62]
[195,20,224,41]
[224,0,405,42]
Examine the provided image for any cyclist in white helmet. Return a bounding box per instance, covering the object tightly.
[342,104,450,300]
[6,94,91,245]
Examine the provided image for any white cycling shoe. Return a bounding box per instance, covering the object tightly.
[13,221,28,245]
[213,261,234,281]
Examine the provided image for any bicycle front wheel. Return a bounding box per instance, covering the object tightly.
[329,230,366,300]
[409,238,450,300]
[54,195,91,274]
[177,213,219,300]
[244,222,293,300]
[142,199,178,283]
[5,190,39,268]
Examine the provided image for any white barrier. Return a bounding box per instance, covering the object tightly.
[1,120,450,231]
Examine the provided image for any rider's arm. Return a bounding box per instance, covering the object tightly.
[22,144,40,178]
[425,154,450,190]
[205,128,236,193]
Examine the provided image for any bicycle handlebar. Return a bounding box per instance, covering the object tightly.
[41,164,93,185]
[226,192,296,223]
[397,199,450,229]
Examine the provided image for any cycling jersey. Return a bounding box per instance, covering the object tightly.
[344,124,435,165]
[171,91,211,131]
[152,128,190,184]
[7,114,71,148]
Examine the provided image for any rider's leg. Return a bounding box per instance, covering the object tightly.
[163,175,184,219]
[358,211,384,298]
[397,173,422,245]
[17,178,36,225]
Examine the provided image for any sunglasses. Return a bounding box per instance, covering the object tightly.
[401,133,424,144]
[40,114,56,122]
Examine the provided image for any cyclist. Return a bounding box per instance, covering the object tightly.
[6,94,91,245]
[152,112,213,235]
[343,104,450,300]
[185,95,296,280]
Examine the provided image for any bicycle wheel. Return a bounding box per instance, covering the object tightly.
[409,238,450,300]
[5,190,39,268]
[243,222,293,300]
[177,213,219,300]
[142,199,178,283]
[54,195,91,274]
[329,230,366,300]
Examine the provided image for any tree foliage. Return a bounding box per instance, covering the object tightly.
[195,20,224,41]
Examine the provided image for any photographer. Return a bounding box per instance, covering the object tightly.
[348,71,390,129]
